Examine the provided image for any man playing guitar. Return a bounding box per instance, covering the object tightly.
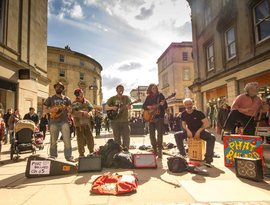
[142,84,168,158]
[105,84,131,150]
[43,82,74,162]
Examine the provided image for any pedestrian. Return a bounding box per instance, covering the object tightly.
[174,98,216,166]
[71,88,94,157]
[104,116,110,132]
[169,113,174,132]
[216,103,230,136]
[163,113,169,134]
[142,84,168,158]
[3,108,12,144]
[0,112,5,160]
[23,107,39,125]
[39,112,48,140]
[8,108,22,144]
[223,82,269,135]
[105,84,131,150]
[94,111,103,137]
[43,82,74,162]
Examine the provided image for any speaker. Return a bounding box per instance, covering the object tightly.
[78,155,102,172]
[235,157,263,182]
[19,69,30,80]
[25,155,77,178]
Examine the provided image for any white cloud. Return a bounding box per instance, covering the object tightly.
[70,4,84,19]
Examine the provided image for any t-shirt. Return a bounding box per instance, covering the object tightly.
[44,95,71,124]
[181,109,206,132]
[106,95,131,122]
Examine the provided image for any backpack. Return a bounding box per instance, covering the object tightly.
[113,151,134,169]
[98,139,121,168]
[167,156,188,173]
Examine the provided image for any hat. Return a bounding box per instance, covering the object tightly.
[54,82,65,90]
[74,88,83,96]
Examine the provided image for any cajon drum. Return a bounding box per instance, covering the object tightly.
[188,138,206,161]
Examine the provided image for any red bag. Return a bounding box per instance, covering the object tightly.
[90,173,138,195]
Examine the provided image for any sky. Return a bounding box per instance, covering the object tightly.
[48,0,192,102]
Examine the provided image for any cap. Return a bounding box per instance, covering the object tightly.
[54,82,65,90]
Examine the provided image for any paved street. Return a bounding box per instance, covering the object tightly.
[0,130,270,205]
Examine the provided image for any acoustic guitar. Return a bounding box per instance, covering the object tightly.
[50,104,66,119]
[107,99,141,120]
[143,92,176,122]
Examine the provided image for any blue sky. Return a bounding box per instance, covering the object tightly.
[48,0,192,101]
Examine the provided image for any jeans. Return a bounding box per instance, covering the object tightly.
[50,122,72,160]
[149,118,164,150]
[174,130,216,162]
[223,110,255,135]
[111,122,130,149]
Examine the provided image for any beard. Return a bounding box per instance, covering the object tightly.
[55,89,63,94]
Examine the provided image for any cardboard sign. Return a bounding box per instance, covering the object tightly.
[223,135,263,167]
[29,160,51,175]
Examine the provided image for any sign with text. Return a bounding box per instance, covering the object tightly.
[223,135,263,167]
[29,160,51,175]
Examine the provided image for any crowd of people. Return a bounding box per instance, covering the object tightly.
[0,81,269,165]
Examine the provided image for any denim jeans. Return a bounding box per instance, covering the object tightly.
[174,130,216,162]
[149,118,164,150]
[49,122,72,160]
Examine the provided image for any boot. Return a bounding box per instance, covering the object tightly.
[157,148,162,159]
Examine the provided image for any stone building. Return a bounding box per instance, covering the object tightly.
[187,0,270,112]
[157,42,194,114]
[130,86,147,117]
[47,46,103,107]
[0,0,49,115]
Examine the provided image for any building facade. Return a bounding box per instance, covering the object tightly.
[188,0,270,112]
[0,0,49,116]
[47,46,103,107]
[130,86,147,117]
[157,42,194,114]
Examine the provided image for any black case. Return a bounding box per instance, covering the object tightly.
[25,155,77,178]
[78,154,102,172]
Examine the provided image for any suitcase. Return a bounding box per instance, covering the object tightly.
[78,154,102,172]
[25,155,77,178]
[133,153,157,168]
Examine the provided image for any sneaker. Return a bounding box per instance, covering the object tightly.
[48,156,56,160]
[203,160,212,168]
[157,149,162,159]
[66,156,75,162]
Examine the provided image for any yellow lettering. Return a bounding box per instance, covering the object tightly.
[235,141,243,150]
[229,142,235,150]
[249,144,256,152]
[252,152,260,159]
[226,150,235,160]
[242,142,250,151]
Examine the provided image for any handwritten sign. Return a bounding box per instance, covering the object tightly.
[223,135,263,167]
[29,160,51,175]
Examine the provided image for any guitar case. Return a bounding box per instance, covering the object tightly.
[25,155,77,178]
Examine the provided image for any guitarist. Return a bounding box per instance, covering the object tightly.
[105,84,131,150]
[43,82,74,162]
[142,84,168,158]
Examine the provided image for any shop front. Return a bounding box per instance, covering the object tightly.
[0,78,17,112]
[205,85,228,108]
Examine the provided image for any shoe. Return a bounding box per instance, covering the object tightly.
[79,154,85,157]
[157,149,162,159]
[66,156,75,162]
[48,156,56,160]
[203,159,212,168]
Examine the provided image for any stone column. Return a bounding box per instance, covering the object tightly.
[226,77,238,105]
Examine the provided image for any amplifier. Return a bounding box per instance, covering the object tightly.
[78,155,102,172]
[133,153,157,169]
[235,157,263,182]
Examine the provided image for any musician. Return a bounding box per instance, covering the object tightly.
[105,84,131,149]
[43,82,74,162]
[142,84,168,158]
[223,82,269,135]
[174,98,215,166]
[71,88,94,157]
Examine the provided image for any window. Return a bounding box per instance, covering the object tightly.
[183,67,190,81]
[59,69,65,77]
[225,27,236,60]
[0,0,5,43]
[184,87,191,98]
[162,73,168,88]
[206,43,214,71]
[182,52,188,61]
[80,60,84,67]
[59,54,65,62]
[254,0,270,42]
[204,4,212,26]
[79,72,84,80]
